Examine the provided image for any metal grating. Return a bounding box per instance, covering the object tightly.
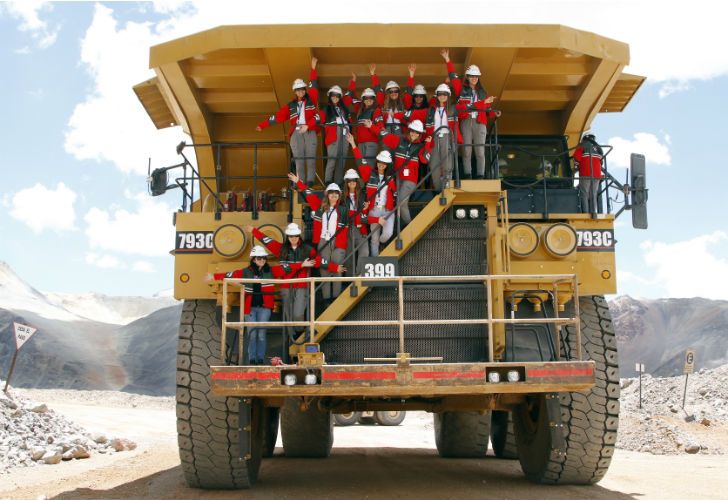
[322,208,489,363]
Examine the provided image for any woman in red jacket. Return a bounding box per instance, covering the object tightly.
[321,85,353,186]
[256,57,320,186]
[342,168,370,275]
[347,134,398,256]
[213,245,314,365]
[441,49,498,179]
[288,173,348,305]
[424,83,462,191]
[346,73,383,165]
[379,119,433,225]
[372,63,408,137]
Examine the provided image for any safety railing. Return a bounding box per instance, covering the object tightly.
[219,272,581,367]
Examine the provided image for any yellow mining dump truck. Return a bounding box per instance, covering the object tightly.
[135,24,648,489]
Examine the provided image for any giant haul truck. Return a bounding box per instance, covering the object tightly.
[135,24,647,489]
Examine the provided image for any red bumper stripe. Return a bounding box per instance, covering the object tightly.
[212,372,279,381]
[413,371,483,380]
[323,371,396,381]
[527,368,594,378]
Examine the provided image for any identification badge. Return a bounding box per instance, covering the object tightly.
[403,169,409,177]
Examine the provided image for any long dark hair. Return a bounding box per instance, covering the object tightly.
[248,260,270,273]
[411,93,428,110]
[280,237,307,262]
[463,77,485,94]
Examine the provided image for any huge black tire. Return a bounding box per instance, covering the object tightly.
[375,410,406,426]
[513,295,619,484]
[280,397,334,457]
[177,300,263,489]
[262,407,280,458]
[434,411,491,458]
[490,411,518,459]
[334,412,361,426]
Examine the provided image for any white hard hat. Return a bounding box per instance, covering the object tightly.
[408,119,425,134]
[292,78,307,90]
[285,223,302,236]
[465,65,481,76]
[385,80,400,91]
[376,150,393,164]
[344,169,360,180]
[413,84,427,96]
[328,85,343,96]
[325,183,342,193]
[250,245,270,258]
[435,83,451,95]
[361,88,376,98]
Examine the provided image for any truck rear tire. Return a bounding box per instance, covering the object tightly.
[375,410,406,426]
[177,300,262,489]
[334,412,361,426]
[513,295,619,484]
[280,397,334,457]
[490,410,518,459]
[262,407,279,458]
[434,411,490,458]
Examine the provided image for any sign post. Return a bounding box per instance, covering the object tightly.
[3,322,38,393]
[635,363,645,409]
[682,349,695,409]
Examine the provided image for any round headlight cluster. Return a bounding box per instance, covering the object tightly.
[508,222,577,258]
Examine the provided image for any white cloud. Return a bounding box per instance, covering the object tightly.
[658,81,692,99]
[84,191,175,257]
[638,232,728,299]
[1,1,59,49]
[85,253,123,270]
[7,182,77,234]
[608,133,671,168]
[132,261,155,273]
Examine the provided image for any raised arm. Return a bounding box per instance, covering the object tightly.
[289,172,322,211]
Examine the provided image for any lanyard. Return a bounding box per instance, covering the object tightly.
[438,107,447,127]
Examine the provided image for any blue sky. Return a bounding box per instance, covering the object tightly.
[0,1,726,299]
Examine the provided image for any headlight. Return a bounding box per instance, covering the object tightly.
[283,374,297,386]
[543,223,577,258]
[469,208,479,219]
[507,370,520,382]
[455,208,466,219]
[304,373,318,385]
[509,223,539,257]
[487,371,501,383]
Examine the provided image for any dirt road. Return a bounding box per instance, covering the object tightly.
[2,402,727,499]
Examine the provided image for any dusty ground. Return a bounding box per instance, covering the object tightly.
[2,393,728,499]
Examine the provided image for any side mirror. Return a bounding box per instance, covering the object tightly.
[148,167,170,196]
[630,153,648,229]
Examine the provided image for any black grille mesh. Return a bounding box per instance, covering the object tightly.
[322,208,489,363]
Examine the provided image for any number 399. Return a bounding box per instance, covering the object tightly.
[364,262,396,278]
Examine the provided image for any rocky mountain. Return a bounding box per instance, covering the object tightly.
[0,261,180,395]
[610,296,728,378]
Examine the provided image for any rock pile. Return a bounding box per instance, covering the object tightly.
[0,385,136,473]
[617,364,728,455]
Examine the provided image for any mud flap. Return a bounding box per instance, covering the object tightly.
[545,393,566,456]
[238,398,252,461]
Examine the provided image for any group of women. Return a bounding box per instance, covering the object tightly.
[227,50,499,364]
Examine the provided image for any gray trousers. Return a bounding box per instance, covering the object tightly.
[290,130,317,184]
[461,119,488,177]
[579,177,600,214]
[318,241,346,299]
[431,134,454,191]
[360,141,378,165]
[280,287,308,333]
[345,227,370,276]
[325,129,349,186]
[368,207,394,256]
[397,180,417,225]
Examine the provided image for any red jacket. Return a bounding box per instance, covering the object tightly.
[252,227,337,288]
[379,131,434,184]
[296,180,350,250]
[257,68,321,135]
[447,60,496,126]
[353,146,397,213]
[574,140,604,179]
[346,79,384,144]
[214,265,291,314]
[373,72,409,134]
[319,103,353,146]
[424,104,463,144]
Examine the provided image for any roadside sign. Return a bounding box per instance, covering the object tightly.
[13,322,37,350]
[635,363,645,372]
[683,350,695,374]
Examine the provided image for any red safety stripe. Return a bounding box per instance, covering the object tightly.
[212,372,279,381]
[527,367,594,378]
[323,371,396,381]
[413,371,483,380]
